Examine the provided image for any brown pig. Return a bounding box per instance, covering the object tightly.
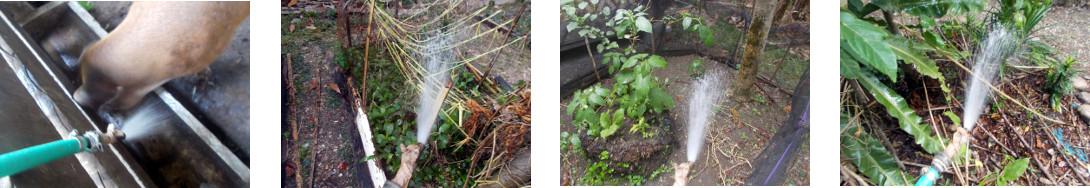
[74,1,249,111]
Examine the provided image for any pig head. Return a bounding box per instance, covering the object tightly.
[74,1,249,111]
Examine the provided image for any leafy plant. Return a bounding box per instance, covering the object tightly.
[362,45,475,187]
[841,114,914,186]
[1044,54,1079,110]
[581,151,630,185]
[564,0,676,140]
[666,12,715,46]
[78,1,93,11]
[979,156,1031,186]
[628,117,656,138]
[841,2,970,154]
[855,70,946,153]
[688,59,706,78]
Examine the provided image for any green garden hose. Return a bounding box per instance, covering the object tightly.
[0,125,124,177]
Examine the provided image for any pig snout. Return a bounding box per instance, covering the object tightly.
[74,54,123,111]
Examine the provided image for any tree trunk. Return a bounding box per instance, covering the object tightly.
[732,0,778,101]
[771,0,792,26]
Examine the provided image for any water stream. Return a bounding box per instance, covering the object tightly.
[416,31,454,144]
[963,27,1016,130]
[687,71,725,162]
[119,102,169,141]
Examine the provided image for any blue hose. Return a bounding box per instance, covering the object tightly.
[915,167,939,186]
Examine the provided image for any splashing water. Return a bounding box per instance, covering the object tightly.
[963,27,1016,130]
[119,102,170,140]
[416,31,454,144]
[687,71,725,162]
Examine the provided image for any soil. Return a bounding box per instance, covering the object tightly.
[1039,6,1090,68]
[282,13,368,187]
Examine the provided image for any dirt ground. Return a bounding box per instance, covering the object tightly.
[1038,6,1090,68]
[282,14,365,187]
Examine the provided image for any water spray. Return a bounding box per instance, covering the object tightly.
[916,27,1016,186]
[0,125,124,177]
[674,72,724,186]
[387,31,454,188]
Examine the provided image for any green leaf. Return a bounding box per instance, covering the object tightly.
[635,16,653,34]
[567,22,579,32]
[857,71,946,154]
[589,93,605,106]
[623,55,640,69]
[698,26,714,46]
[600,110,612,129]
[577,108,599,127]
[649,88,675,109]
[840,12,898,81]
[887,37,942,79]
[612,109,625,126]
[847,0,881,17]
[682,17,692,30]
[572,136,582,150]
[600,110,620,139]
[616,72,636,84]
[841,49,862,79]
[360,154,391,163]
[872,0,984,17]
[566,102,581,115]
[999,157,1031,184]
[923,31,946,47]
[647,55,667,68]
[841,115,914,186]
[943,111,961,128]
[634,76,651,96]
[887,36,951,100]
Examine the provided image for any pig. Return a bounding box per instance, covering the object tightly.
[74,1,249,111]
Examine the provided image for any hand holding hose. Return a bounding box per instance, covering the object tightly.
[389,143,421,187]
[915,127,969,186]
[673,162,691,186]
